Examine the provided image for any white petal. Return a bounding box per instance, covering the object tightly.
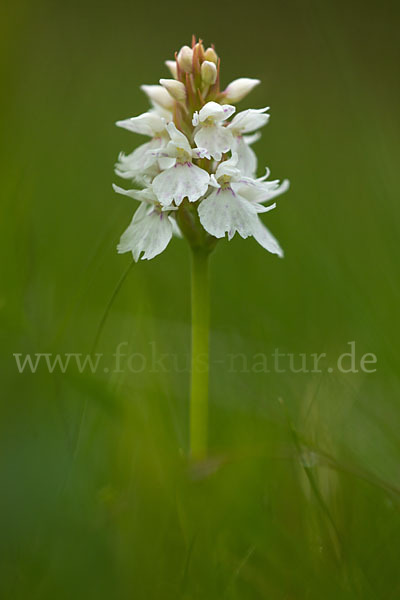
[201,61,218,85]
[131,201,149,224]
[166,122,192,154]
[235,196,276,214]
[169,216,183,238]
[141,85,175,110]
[116,112,165,137]
[260,179,290,203]
[198,101,236,123]
[244,132,261,146]
[165,60,178,78]
[159,79,186,102]
[112,184,158,204]
[254,168,271,182]
[118,207,173,261]
[113,183,135,198]
[158,156,177,170]
[228,107,270,134]
[153,163,210,206]
[191,147,209,159]
[223,78,260,103]
[177,45,193,73]
[238,178,290,204]
[203,47,218,64]
[194,125,234,161]
[198,189,258,240]
[151,105,173,121]
[209,174,219,188]
[215,152,240,180]
[251,217,284,257]
[234,137,258,177]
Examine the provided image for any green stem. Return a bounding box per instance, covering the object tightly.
[190,248,210,460]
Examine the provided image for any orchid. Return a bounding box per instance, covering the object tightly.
[152,122,210,206]
[198,153,286,257]
[192,101,236,161]
[113,37,290,459]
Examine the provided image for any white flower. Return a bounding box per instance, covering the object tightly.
[198,154,286,257]
[227,107,270,176]
[152,122,210,206]
[113,184,178,261]
[222,78,260,103]
[192,101,236,161]
[115,111,169,184]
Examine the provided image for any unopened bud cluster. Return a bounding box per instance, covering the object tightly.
[114,37,289,261]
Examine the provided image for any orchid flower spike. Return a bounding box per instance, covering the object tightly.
[114,37,289,261]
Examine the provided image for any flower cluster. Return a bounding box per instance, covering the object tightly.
[114,37,289,261]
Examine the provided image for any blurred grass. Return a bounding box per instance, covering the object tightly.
[1,0,400,597]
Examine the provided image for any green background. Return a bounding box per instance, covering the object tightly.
[1,0,400,597]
